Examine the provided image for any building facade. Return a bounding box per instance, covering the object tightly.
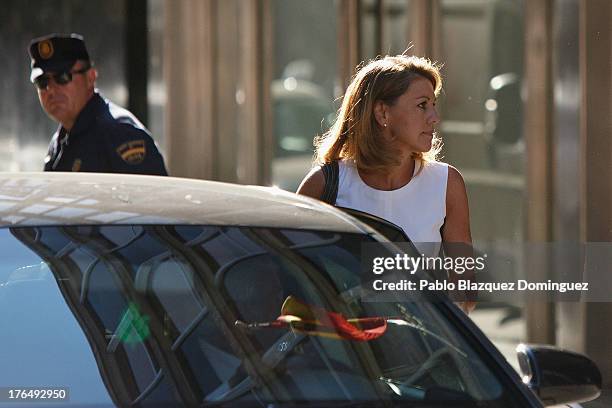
[2,0,611,385]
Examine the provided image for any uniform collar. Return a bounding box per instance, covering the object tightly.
[63,92,106,136]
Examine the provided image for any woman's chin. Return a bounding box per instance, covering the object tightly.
[418,141,432,153]
[422,138,433,152]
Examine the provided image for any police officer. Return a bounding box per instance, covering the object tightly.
[29,33,168,175]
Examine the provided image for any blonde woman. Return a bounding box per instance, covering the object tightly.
[297,55,475,312]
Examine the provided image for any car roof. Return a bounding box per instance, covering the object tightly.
[0,172,366,233]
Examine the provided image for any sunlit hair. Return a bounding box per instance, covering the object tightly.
[314,55,443,173]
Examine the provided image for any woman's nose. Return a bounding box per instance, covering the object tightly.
[429,107,440,125]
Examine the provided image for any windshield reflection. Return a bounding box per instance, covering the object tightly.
[0,225,512,407]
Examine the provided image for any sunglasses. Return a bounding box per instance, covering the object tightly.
[34,64,91,90]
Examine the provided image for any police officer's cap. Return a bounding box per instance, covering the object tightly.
[29,33,90,82]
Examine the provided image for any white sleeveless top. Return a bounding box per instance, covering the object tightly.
[336,160,449,256]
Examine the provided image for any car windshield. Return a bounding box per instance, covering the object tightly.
[0,225,521,407]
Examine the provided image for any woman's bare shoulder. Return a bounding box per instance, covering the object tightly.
[296,166,325,198]
[445,164,469,210]
[446,164,466,188]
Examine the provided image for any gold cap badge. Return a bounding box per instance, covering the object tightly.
[38,40,54,59]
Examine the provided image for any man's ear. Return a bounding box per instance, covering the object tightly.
[373,100,388,128]
[86,68,98,89]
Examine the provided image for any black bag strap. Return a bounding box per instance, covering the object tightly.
[320,161,339,205]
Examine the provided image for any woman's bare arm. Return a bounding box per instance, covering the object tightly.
[442,165,476,314]
[296,167,325,199]
[442,166,472,244]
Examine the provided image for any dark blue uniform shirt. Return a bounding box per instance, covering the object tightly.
[44,93,168,175]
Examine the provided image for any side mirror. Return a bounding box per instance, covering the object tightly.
[516,344,601,406]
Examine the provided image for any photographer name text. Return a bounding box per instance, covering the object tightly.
[372,279,589,293]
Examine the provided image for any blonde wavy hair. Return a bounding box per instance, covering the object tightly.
[314,55,443,173]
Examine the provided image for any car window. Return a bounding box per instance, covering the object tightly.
[0,226,523,407]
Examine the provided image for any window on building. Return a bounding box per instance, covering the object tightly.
[271,0,338,192]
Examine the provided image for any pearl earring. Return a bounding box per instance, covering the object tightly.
[383,123,387,128]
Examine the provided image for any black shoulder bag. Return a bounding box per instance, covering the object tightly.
[320,161,339,205]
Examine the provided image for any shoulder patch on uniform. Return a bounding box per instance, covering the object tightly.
[72,159,82,172]
[116,140,146,164]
